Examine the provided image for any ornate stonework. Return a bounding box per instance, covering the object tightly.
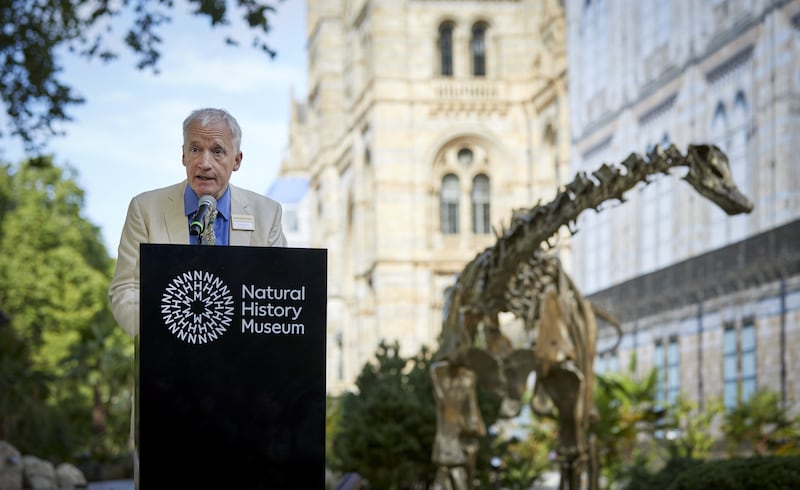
[282,0,569,392]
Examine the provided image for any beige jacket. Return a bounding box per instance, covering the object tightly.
[108,181,288,336]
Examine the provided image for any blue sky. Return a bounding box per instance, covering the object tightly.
[2,1,307,257]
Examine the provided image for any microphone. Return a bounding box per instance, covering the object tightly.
[189,195,217,237]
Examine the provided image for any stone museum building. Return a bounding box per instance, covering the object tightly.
[271,0,800,415]
[272,0,570,393]
[565,0,800,415]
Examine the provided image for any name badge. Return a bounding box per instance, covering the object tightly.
[232,214,255,231]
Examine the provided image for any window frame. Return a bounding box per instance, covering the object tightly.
[438,22,455,77]
[471,22,488,77]
[440,173,460,234]
[471,173,491,234]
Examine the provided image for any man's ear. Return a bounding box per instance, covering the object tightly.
[181,147,187,167]
[233,151,243,171]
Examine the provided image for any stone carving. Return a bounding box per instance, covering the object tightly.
[433,144,754,489]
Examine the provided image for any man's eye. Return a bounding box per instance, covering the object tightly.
[214,148,224,155]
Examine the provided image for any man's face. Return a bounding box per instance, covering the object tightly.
[182,119,242,199]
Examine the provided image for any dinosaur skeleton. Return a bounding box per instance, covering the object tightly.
[432,144,754,490]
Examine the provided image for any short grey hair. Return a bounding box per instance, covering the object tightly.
[183,108,243,153]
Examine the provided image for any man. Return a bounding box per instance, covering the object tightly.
[109,107,288,336]
[108,108,287,487]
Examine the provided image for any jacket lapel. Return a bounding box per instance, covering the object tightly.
[165,182,191,244]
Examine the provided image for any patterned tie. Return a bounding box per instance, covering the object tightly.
[201,208,218,245]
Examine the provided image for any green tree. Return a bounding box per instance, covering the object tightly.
[1,0,281,151]
[663,396,722,460]
[331,341,437,489]
[722,389,800,457]
[0,156,132,463]
[592,355,668,489]
[492,412,557,490]
[668,456,800,490]
[325,394,344,473]
[330,341,505,489]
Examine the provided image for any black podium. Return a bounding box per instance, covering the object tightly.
[137,244,327,488]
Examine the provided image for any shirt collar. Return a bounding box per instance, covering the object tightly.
[183,184,231,220]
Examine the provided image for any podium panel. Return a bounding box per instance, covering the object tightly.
[137,244,327,488]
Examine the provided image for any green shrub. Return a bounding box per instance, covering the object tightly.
[623,457,702,490]
[668,456,800,490]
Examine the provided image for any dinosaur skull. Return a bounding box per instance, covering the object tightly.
[684,144,754,215]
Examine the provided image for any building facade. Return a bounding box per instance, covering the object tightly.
[275,0,570,393]
[565,0,800,414]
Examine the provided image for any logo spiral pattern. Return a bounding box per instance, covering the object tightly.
[161,271,235,344]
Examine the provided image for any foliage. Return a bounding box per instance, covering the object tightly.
[622,457,703,490]
[1,0,282,151]
[331,341,438,489]
[722,389,800,457]
[662,396,723,460]
[668,455,800,490]
[491,413,557,490]
[591,354,668,489]
[328,341,800,490]
[325,394,344,472]
[330,341,507,489]
[0,156,132,464]
[618,390,800,490]
[624,455,800,490]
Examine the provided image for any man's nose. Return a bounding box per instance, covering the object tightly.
[199,152,214,168]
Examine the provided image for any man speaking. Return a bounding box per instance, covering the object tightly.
[109,107,288,336]
[107,108,288,488]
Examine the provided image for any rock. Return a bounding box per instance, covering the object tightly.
[55,462,87,489]
[0,441,24,490]
[22,455,56,490]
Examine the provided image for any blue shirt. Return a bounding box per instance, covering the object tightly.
[184,185,231,245]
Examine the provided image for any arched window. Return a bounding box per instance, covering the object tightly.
[711,102,728,145]
[729,91,749,240]
[438,22,454,77]
[441,174,460,233]
[581,0,608,99]
[730,92,748,185]
[641,0,671,57]
[710,102,728,249]
[471,174,490,234]
[471,22,487,77]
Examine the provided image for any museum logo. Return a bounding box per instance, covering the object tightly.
[161,270,235,344]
